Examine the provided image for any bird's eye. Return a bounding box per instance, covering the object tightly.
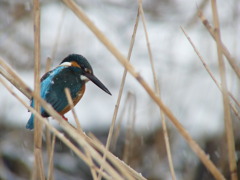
[84,68,92,74]
[80,65,85,70]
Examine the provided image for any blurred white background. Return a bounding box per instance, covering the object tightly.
[0,0,239,179]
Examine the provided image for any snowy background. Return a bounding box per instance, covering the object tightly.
[0,0,240,179]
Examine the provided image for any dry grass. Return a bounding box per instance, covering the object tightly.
[181,27,240,120]
[62,0,231,179]
[198,10,240,79]
[96,6,140,180]
[0,0,239,179]
[47,134,56,180]
[211,1,237,179]
[0,57,147,179]
[32,0,45,179]
[138,0,176,179]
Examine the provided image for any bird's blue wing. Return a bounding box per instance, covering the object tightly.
[26,67,65,129]
[26,66,82,129]
[26,70,54,129]
[43,67,82,112]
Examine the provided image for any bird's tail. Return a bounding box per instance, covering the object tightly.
[26,114,34,130]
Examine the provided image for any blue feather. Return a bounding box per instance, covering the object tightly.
[26,114,34,130]
[26,66,83,129]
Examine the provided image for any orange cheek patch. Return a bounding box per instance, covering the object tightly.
[71,61,81,68]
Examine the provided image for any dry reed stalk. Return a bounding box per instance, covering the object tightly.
[229,94,240,112]
[180,27,240,120]
[122,108,131,163]
[0,68,30,99]
[0,60,147,179]
[0,60,32,99]
[138,1,176,179]
[138,0,157,92]
[44,10,65,175]
[65,86,97,179]
[198,10,240,79]
[64,88,81,130]
[51,8,66,60]
[44,56,55,180]
[123,94,136,163]
[83,145,98,180]
[45,57,52,75]
[89,133,139,180]
[110,93,134,151]
[33,0,45,179]
[0,156,4,177]
[62,0,226,179]
[47,135,56,180]
[64,88,98,179]
[211,1,238,179]
[187,0,208,27]
[97,7,140,180]
[0,77,125,180]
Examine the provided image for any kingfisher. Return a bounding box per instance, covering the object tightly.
[26,54,111,130]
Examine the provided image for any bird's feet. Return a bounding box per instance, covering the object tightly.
[61,115,68,121]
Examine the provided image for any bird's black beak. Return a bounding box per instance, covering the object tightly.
[85,73,112,95]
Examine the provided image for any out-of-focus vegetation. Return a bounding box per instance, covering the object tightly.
[0,0,240,180]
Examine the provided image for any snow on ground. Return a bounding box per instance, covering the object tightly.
[0,0,238,139]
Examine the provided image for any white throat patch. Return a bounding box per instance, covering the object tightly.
[60,62,72,66]
[81,75,89,82]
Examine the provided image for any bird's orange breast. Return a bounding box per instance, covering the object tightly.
[59,84,86,115]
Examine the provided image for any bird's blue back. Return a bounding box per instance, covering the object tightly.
[26,66,83,129]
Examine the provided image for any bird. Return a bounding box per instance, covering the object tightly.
[26,54,111,130]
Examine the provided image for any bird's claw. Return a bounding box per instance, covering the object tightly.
[61,115,68,121]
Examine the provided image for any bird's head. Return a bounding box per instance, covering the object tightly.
[60,54,111,95]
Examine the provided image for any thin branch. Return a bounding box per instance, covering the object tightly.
[64,88,81,130]
[138,0,158,92]
[64,88,98,179]
[47,135,56,180]
[180,27,240,120]
[0,76,129,180]
[110,93,134,151]
[62,0,226,179]
[0,62,32,99]
[0,57,147,180]
[138,1,176,179]
[33,0,44,179]
[211,1,238,179]
[198,10,240,79]
[97,7,140,180]
[45,57,55,180]
[51,8,66,60]
[84,147,99,180]
[122,93,136,163]
[45,57,52,74]
[186,0,209,28]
